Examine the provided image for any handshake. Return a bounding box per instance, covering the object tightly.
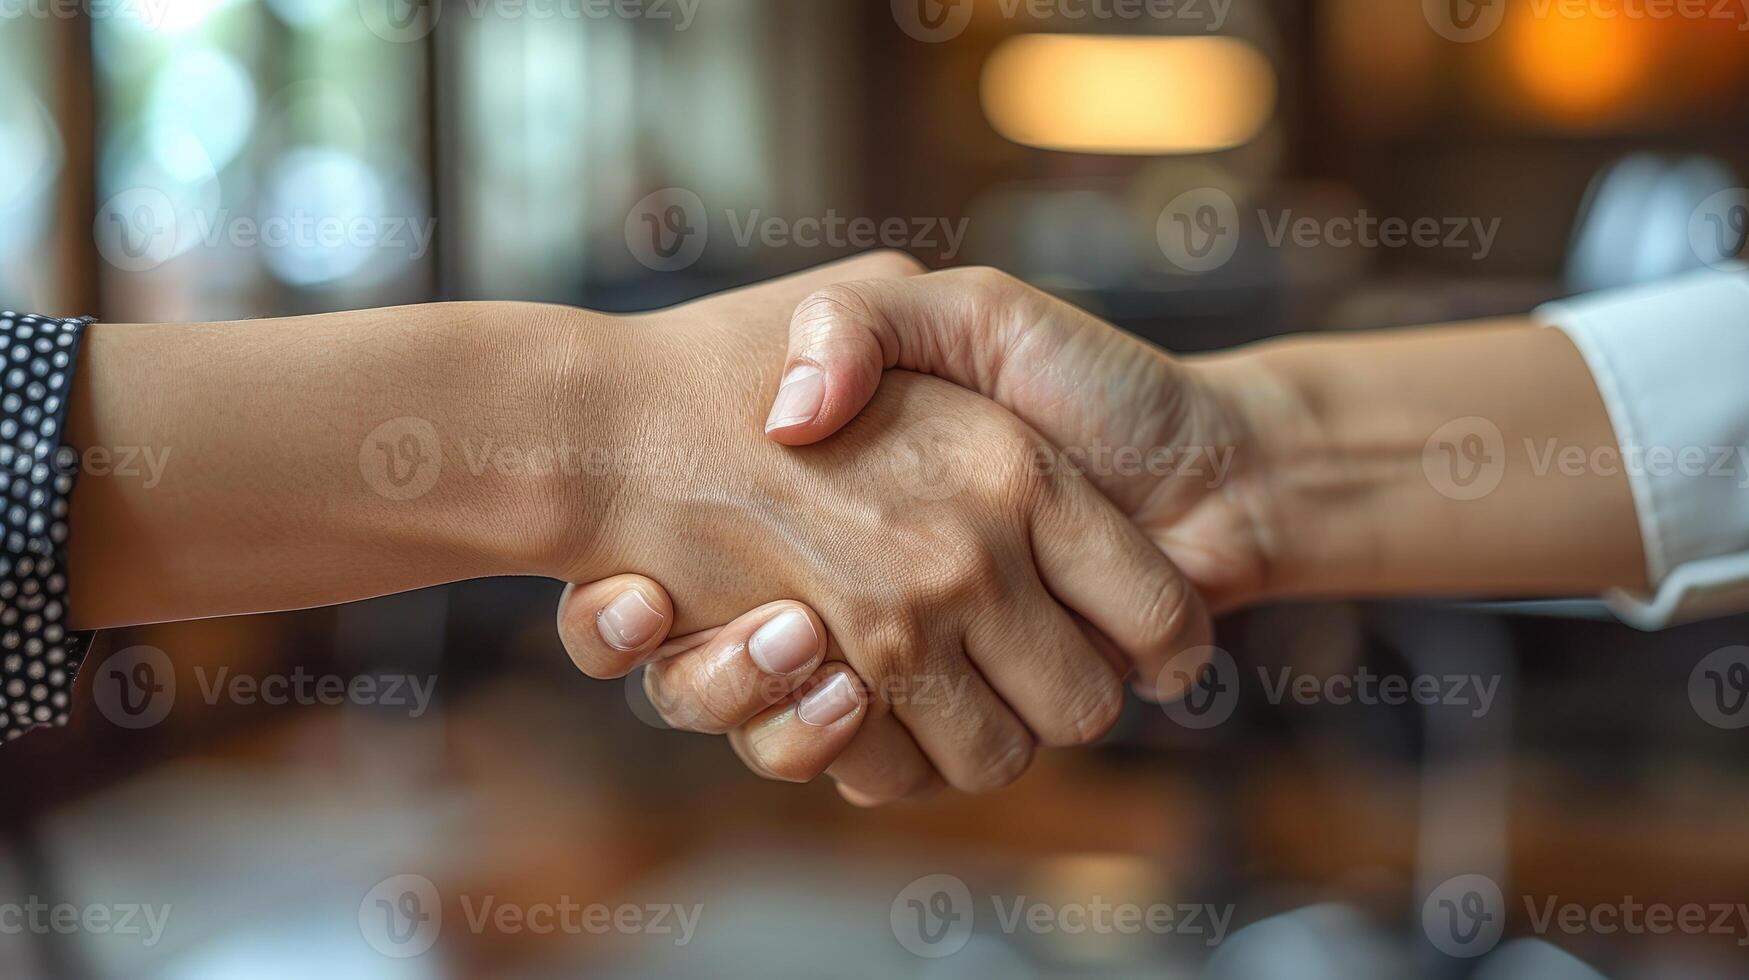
[542,251,1646,804]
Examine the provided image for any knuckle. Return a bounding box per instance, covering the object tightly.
[947,265,1021,304]
[911,534,1005,608]
[1135,577,1195,655]
[842,605,935,682]
[646,662,744,734]
[792,282,878,336]
[859,249,927,278]
[1059,678,1126,747]
[744,730,827,784]
[966,418,1053,514]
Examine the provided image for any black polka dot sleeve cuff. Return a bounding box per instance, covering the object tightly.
[0,312,93,742]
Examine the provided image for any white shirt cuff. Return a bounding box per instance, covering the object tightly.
[1535,264,1749,629]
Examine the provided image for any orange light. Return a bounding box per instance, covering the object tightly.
[1506,8,1652,123]
[980,34,1276,155]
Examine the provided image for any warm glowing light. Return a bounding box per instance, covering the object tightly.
[980,34,1276,155]
[1506,8,1651,123]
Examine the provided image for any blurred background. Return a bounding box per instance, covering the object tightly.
[3,0,1749,976]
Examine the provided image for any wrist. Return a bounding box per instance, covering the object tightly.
[1189,341,1374,602]
[1195,322,1647,602]
[473,302,640,582]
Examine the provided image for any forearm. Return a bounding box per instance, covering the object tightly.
[1203,318,1648,601]
[65,302,600,628]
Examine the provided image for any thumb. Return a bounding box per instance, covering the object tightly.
[763,269,1011,445]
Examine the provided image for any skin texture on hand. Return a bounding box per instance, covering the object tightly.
[764,264,1272,613]
[549,256,1212,798]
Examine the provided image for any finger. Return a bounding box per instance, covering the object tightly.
[1030,471,1215,702]
[765,267,1024,444]
[964,584,1126,748]
[727,663,869,783]
[643,601,829,734]
[884,639,1037,794]
[557,575,674,679]
[824,712,945,806]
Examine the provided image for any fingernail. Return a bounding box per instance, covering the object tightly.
[764,365,824,432]
[597,590,663,651]
[748,608,819,675]
[797,673,859,727]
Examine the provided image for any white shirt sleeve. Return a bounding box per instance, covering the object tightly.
[1534,263,1749,629]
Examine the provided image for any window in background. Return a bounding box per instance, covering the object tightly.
[92,0,431,322]
[447,0,860,304]
[0,19,70,309]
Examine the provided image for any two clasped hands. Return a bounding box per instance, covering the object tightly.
[542,251,1647,804]
[67,250,1649,787]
